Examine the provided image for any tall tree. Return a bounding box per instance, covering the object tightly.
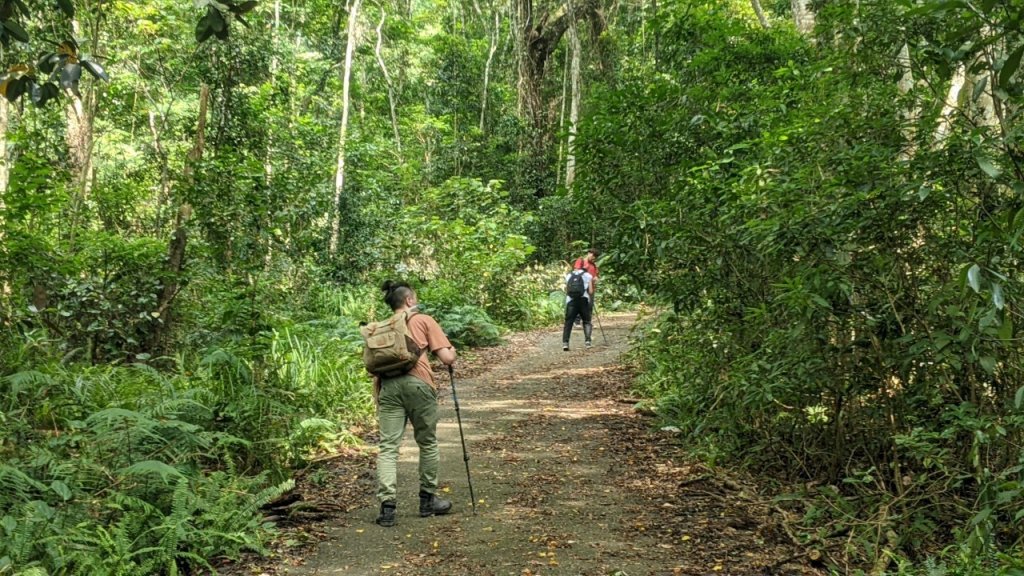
[564,0,581,189]
[0,97,8,317]
[751,0,770,29]
[480,4,501,132]
[515,0,603,137]
[791,0,814,35]
[375,9,402,154]
[329,0,363,255]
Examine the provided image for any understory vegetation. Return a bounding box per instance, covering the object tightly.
[582,2,1024,574]
[2,0,1022,573]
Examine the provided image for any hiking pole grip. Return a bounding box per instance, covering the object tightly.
[448,365,477,515]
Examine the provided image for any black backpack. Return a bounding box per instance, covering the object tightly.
[565,270,586,298]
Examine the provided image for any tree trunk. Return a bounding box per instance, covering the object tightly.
[791,0,814,36]
[480,7,501,132]
[516,0,602,135]
[329,0,363,255]
[375,10,402,154]
[65,19,96,227]
[565,0,581,190]
[148,110,172,233]
[933,64,965,147]
[148,84,206,351]
[751,0,770,29]
[896,42,917,160]
[971,27,1000,130]
[556,40,570,188]
[65,88,95,237]
[0,98,9,319]
[0,98,7,195]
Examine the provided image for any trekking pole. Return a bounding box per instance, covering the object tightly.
[593,301,608,344]
[448,365,477,515]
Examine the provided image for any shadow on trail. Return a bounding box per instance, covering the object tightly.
[217,313,824,576]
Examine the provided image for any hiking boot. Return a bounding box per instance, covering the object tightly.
[585,340,592,348]
[376,500,397,527]
[562,342,569,351]
[419,491,452,517]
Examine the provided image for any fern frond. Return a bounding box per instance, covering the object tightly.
[0,465,48,499]
[4,370,54,394]
[117,461,186,484]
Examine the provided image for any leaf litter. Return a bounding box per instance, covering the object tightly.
[211,314,824,576]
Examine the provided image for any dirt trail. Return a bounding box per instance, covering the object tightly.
[251,313,823,576]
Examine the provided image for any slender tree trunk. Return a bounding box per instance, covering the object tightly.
[934,64,966,147]
[556,41,570,188]
[480,7,501,132]
[65,88,95,234]
[149,84,205,352]
[148,110,172,233]
[375,10,402,154]
[515,0,533,119]
[972,27,1000,130]
[751,0,770,29]
[267,0,282,186]
[897,42,917,160]
[791,0,814,36]
[0,98,7,195]
[565,0,581,190]
[0,98,9,319]
[329,0,363,255]
[65,19,96,224]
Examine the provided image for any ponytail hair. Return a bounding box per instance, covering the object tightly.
[381,280,414,311]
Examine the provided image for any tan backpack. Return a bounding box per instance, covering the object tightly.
[360,310,424,377]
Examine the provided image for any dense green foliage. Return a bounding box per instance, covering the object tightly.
[3,0,1023,573]
[573,0,1024,572]
[0,1,571,574]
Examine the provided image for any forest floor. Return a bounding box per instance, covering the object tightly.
[217,312,827,576]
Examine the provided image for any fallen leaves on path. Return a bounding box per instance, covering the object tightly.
[213,317,826,576]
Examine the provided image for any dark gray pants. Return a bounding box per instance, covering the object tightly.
[562,297,593,344]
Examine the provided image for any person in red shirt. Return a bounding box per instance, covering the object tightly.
[573,248,600,280]
[572,248,600,320]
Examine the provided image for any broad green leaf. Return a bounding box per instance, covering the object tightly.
[195,18,213,42]
[967,264,982,293]
[976,156,1001,179]
[30,82,59,107]
[207,6,225,31]
[971,506,993,526]
[999,314,1013,341]
[2,76,27,102]
[1016,386,1024,410]
[992,282,1005,310]
[50,480,71,501]
[979,356,997,374]
[82,60,109,81]
[12,0,30,17]
[55,0,74,17]
[972,75,988,102]
[1,20,29,43]
[59,63,81,97]
[1000,44,1024,89]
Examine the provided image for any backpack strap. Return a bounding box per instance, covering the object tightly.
[402,309,426,359]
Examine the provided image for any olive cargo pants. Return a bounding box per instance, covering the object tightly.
[376,374,440,503]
